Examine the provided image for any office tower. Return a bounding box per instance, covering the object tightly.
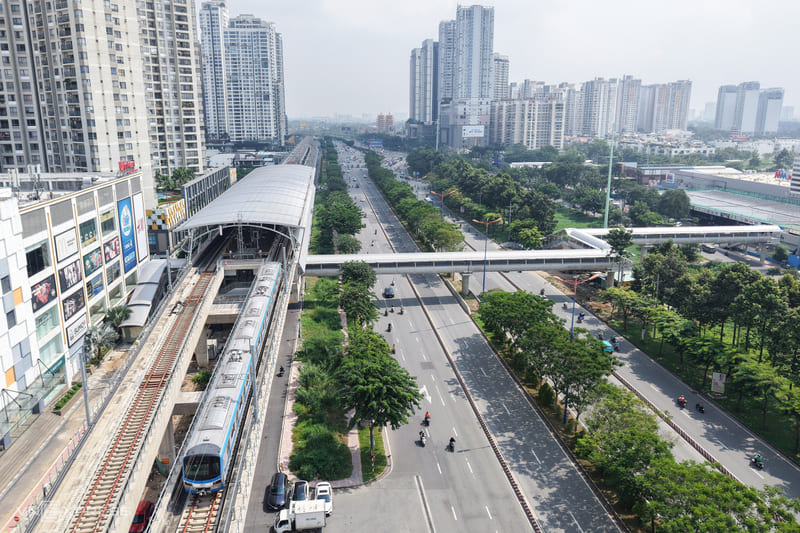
[714,85,738,130]
[703,102,716,122]
[755,88,783,134]
[454,5,495,99]
[223,15,286,144]
[23,0,156,206]
[615,75,641,133]
[437,19,456,107]
[781,106,795,122]
[139,0,205,178]
[492,53,509,101]
[490,93,564,150]
[409,39,438,123]
[200,1,230,141]
[734,81,761,133]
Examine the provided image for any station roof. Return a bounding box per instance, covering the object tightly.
[180,164,315,231]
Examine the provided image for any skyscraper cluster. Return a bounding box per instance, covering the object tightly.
[200,1,287,146]
[714,82,783,134]
[409,6,691,150]
[0,0,207,205]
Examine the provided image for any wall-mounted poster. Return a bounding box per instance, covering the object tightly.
[79,218,98,248]
[104,237,121,262]
[132,193,148,262]
[55,229,79,262]
[87,274,104,297]
[83,248,102,277]
[31,275,57,312]
[58,259,83,292]
[117,197,137,272]
[66,314,88,347]
[62,290,85,322]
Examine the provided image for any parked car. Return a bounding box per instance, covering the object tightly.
[266,473,291,510]
[129,500,154,533]
[314,482,333,516]
[293,480,309,501]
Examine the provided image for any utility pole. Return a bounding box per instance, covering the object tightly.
[603,124,616,228]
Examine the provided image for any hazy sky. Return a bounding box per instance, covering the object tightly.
[230,0,797,120]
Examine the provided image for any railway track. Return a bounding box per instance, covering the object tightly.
[177,493,221,533]
[66,272,213,533]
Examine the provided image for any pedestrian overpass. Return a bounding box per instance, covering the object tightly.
[303,225,782,293]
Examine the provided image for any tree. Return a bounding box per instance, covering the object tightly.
[657,189,690,220]
[172,167,195,186]
[605,226,633,287]
[104,305,131,331]
[335,234,361,254]
[339,282,377,327]
[628,201,662,226]
[601,287,639,329]
[732,355,788,427]
[773,148,794,171]
[84,323,118,363]
[772,244,790,263]
[338,329,422,462]
[340,261,376,289]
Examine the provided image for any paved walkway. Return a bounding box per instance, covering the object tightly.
[0,346,133,531]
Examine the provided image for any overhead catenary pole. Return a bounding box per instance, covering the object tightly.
[603,124,616,228]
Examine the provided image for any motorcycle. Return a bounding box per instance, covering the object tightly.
[277,366,285,377]
[447,438,455,452]
[400,307,404,315]
[695,403,705,413]
[677,396,687,408]
[423,414,430,426]
[387,323,392,332]
[751,456,764,469]
[419,432,427,447]
[562,302,568,310]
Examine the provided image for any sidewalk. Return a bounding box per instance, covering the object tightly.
[276,360,364,489]
[0,346,132,530]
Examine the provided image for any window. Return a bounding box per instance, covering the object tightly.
[6,309,16,328]
[25,241,50,277]
[0,275,10,294]
[35,306,59,339]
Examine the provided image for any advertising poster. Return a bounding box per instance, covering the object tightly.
[104,237,121,262]
[62,290,85,322]
[87,274,104,297]
[66,314,88,347]
[462,125,485,138]
[83,248,103,277]
[58,259,83,292]
[55,229,79,262]
[711,372,727,395]
[31,275,57,312]
[79,218,98,247]
[117,197,137,272]
[132,193,148,262]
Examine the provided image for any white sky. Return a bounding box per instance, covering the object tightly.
[229,0,798,120]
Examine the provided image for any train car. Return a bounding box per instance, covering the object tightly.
[182,262,282,493]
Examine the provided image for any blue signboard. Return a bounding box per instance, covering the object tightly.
[117,197,137,273]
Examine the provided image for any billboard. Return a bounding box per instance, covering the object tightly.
[62,290,85,322]
[87,274,104,297]
[118,197,137,272]
[58,259,83,292]
[66,314,88,347]
[54,229,79,262]
[132,193,148,261]
[31,275,57,312]
[83,248,103,277]
[104,237,121,262]
[462,125,485,138]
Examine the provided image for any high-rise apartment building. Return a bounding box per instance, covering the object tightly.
[199,1,229,141]
[490,94,564,150]
[409,39,438,124]
[635,80,691,133]
[139,0,205,178]
[578,78,618,137]
[714,85,738,130]
[200,5,286,146]
[734,81,761,134]
[615,75,641,133]
[756,88,783,134]
[492,53,509,101]
[436,19,456,107]
[376,113,394,133]
[454,4,494,100]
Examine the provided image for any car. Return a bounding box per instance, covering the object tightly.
[293,480,309,501]
[266,473,291,510]
[314,482,333,516]
[129,500,154,533]
[383,286,395,298]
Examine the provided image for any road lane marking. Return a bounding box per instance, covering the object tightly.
[753,470,764,479]
[480,368,488,378]
[437,462,442,475]
[485,506,493,520]
[401,352,406,361]
[415,475,436,533]
[434,384,445,406]
[420,385,432,403]
[502,402,511,415]
[465,458,474,475]
[452,427,458,437]
[530,449,542,464]
[451,506,457,521]
[568,511,585,532]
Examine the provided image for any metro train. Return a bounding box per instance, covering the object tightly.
[182,262,282,493]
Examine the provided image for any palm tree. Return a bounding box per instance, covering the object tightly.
[84,323,118,363]
[105,306,131,331]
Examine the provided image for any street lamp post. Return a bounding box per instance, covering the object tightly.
[80,342,92,426]
[430,189,454,220]
[472,217,503,294]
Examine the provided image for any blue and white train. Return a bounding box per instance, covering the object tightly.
[182,262,282,493]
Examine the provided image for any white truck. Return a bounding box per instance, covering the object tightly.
[274,499,326,533]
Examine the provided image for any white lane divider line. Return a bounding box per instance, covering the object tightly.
[434,384,446,406]
[502,402,511,415]
[451,506,457,521]
[530,449,542,465]
[465,458,474,475]
[480,368,488,378]
[568,511,585,533]
[437,462,442,475]
[485,506,493,520]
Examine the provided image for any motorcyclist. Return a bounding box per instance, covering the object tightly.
[424,411,430,421]
[387,323,392,332]
[449,437,455,449]
[678,395,686,406]
[754,453,762,463]
[419,430,426,441]
[279,366,285,374]
[540,288,545,296]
